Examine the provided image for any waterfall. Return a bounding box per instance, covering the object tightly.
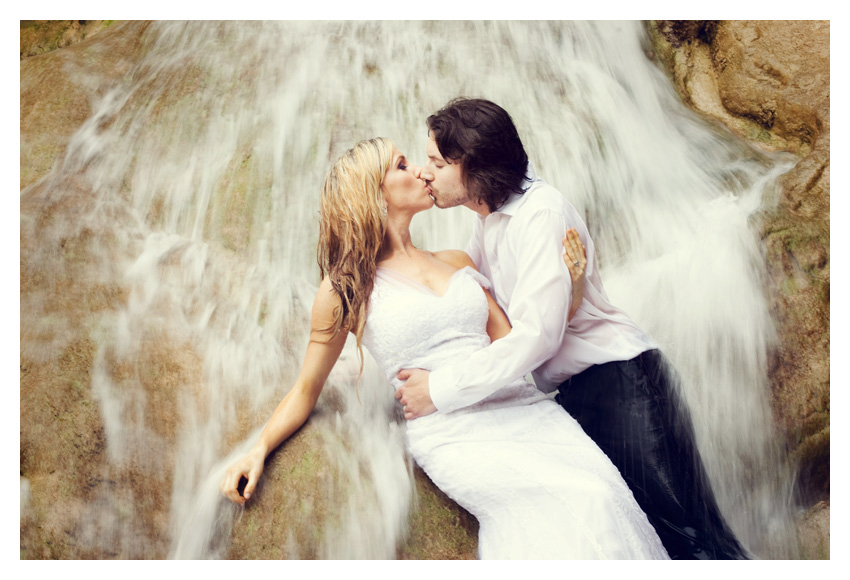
[20,20,800,559]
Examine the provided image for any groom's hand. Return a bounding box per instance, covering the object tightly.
[395,369,437,420]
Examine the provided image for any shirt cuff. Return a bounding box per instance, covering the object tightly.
[428,366,461,413]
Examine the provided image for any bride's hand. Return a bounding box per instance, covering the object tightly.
[563,228,587,322]
[220,449,265,506]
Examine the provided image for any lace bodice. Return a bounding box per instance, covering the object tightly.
[362,266,493,391]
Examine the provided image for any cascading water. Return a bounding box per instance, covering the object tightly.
[21,20,802,559]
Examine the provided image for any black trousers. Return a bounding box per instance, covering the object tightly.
[556,349,749,559]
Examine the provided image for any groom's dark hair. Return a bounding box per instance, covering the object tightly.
[427,98,530,212]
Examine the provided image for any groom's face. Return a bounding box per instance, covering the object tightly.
[423,133,471,209]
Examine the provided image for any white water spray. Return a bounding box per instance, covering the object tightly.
[22,21,800,558]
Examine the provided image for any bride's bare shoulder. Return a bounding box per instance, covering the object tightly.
[432,249,476,271]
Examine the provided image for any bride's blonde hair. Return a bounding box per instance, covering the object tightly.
[317,137,394,366]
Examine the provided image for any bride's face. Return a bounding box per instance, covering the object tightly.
[381,149,434,215]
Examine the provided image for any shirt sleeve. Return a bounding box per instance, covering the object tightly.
[429,208,572,412]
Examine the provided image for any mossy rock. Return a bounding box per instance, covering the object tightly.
[397,467,478,559]
[225,419,478,559]
[20,21,112,60]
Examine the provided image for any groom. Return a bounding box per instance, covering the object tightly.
[395,97,748,559]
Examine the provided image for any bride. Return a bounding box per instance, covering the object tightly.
[220,137,668,559]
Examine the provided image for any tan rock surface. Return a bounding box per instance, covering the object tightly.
[20,20,477,559]
[649,19,830,558]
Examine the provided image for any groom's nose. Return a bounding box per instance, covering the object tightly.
[419,166,434,183]
[411,164,432,183]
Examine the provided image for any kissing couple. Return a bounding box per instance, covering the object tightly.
[221,97,749,560]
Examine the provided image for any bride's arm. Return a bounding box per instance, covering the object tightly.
[484,291,511,342]
[220,277,348,505]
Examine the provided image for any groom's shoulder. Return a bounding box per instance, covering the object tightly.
[516,181,572,215]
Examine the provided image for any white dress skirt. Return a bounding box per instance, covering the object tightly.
[362,266,669,559]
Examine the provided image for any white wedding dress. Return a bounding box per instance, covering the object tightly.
[362,266,669,560]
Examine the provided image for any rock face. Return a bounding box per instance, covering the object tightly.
[225,425,478,560]
[649,19,830,554]
[21,20,152,560]
[20,21,477,560]
[20,21,139,190]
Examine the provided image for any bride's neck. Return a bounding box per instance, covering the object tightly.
[379,212,417,261]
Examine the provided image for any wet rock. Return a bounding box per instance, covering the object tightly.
[20,21,114,60]
[225,421,478,559]
[649,19,830,554]
[797,500,829,559]
[20,21,148,190]
[397,467,478,559]
[20,22,478,559]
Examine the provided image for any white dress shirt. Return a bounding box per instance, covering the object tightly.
[429,163,655,413]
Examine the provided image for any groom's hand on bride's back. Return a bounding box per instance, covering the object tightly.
[395,369,437,420]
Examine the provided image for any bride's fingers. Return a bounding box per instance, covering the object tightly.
[563,235,581,271]
[563,229,577,255]
[571,229,587,261]
[565,229,580,260]
[221,469,246,505]
[564,229,586,268]
[562,237,574,262]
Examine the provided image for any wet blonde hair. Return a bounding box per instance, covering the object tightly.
[317,137,394,369]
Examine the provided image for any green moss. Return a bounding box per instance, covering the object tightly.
[397,467,477,560]
[780,277,798,295]
[799,532,829,560]
[795,500,830,561]
[288,448,318,478]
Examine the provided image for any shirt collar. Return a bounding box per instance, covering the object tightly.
[492,162,540,217]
